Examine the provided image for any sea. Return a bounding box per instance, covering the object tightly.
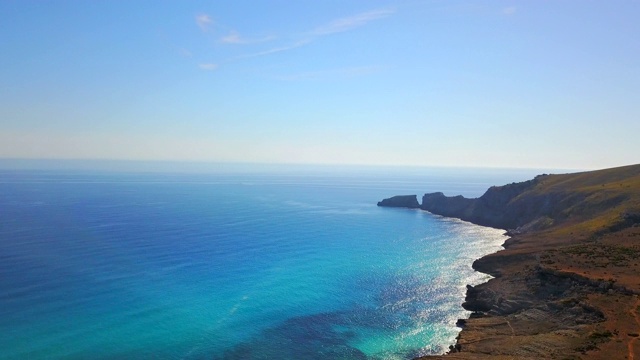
[0,163,546,359]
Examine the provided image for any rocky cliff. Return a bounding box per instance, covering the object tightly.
[420,175,549,230]
[381,164,640,359]
[377,195,420,208]
[382,165,640,236]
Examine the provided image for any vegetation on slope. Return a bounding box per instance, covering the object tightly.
[414,164,640,359]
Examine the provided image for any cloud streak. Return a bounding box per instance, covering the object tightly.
[311,8,395,36]
[196,8,394,70]
[233,39,311,60]
[220,30,275,44]
[229,8,394,61]
[196,14,212,32]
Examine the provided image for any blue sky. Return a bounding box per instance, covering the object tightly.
[1,1,638,170]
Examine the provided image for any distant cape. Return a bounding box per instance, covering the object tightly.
[376,195,420,208]
[379,164,640,234]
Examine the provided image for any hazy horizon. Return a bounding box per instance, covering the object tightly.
[1,1,638,169]
[0,157,587,174]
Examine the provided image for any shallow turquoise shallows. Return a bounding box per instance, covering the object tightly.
[0,167,537,359]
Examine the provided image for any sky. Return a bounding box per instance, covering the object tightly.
[0,1,638,170]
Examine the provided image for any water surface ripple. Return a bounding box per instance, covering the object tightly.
[0,169,515,359]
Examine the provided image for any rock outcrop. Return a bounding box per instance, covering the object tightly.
[377,195,420,208]
[420,175,561,230]
[385,164,640,236]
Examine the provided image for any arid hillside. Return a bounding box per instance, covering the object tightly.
[396,164,640,359]
[421,164,640,234]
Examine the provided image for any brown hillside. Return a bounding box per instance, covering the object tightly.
[412,164,640,359]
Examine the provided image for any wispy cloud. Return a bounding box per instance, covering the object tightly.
[228,8,394,61]
[220,30,275,44]
[192,8,394,69]
[311,8,395,36]
[233,39,311,60]
[199,63,218,71]
[196,14,213,32]
[502,6,517,15]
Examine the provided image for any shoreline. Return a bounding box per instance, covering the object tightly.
[426,212,512,358]
[379,164,640,359]
[419,228,639,359]
[430,209,513,357]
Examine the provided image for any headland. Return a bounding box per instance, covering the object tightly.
[379,164,640,359]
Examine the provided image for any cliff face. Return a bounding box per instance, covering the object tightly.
[420,165,640,235]
[420,192,475,219]
[379,164,640,359]
[421,176,545,230]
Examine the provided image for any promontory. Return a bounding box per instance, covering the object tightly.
[379,164,640,359]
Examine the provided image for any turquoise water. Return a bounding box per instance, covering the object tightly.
[0,167,534,359]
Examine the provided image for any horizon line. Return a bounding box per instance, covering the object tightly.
[0,157,595,173]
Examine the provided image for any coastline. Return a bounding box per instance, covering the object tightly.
[379,164,640,359]
[419,228,640,360]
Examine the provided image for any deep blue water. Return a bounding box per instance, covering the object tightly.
[0,166,539,359]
